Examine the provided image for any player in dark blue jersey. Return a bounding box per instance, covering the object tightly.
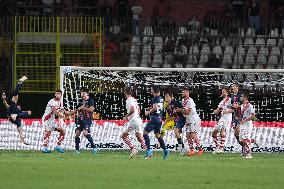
[144,86,169,159]
[230,83,242,145]
[66,89,97,154]
[163,90,186,154]
[2,76,31,145]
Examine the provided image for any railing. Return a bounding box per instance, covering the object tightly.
[14,16,103,93]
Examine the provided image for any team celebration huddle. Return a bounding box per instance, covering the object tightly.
[2,76,257,159]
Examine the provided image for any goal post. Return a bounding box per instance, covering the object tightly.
[57,66,284,152]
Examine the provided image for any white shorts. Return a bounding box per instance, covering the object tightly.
[186,116,201,133]
[43,119,59,131]
[239,121,253,140]
[123,117,143,134]
[215,118,231,132]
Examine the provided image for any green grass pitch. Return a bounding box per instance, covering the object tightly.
[0,150,283,189]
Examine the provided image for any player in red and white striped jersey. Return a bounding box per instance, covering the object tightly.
[41,90,66,153]
[175,87,203,156]
[212,88,232,154]
[121,87,147,159]
[239,93,256,159]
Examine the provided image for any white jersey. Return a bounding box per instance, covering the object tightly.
[126,96,140,120]
[241,102,255,123]
[182,97,198,119]
[42,98,62,122]
[217,97,232,121]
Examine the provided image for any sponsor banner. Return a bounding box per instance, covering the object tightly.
[0,120,284,152]
[1,119,284,128]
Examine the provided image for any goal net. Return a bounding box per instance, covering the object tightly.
[58,67,284,152]
[1,67,283,152]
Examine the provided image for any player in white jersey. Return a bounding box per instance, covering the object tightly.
[121,87,147,158]
[239,93,255,159]
[212,88,232,154]
[175,87,203,156]
[41,90,66,153]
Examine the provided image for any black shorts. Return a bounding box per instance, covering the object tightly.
[144,116,162,134]
[9,118,21,128]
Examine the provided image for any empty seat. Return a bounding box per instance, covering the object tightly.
[142,45,152,54]
[247,46,257,56]
[187,55,198,66]
[131,36,141,44]
[153,36,163,45]
[238,28,245,37]
[199,54,208,64]
[278,39,283,47]
[189,45,199,55]
[222,54,232,68]
[153,44,163,54]
[267,38,277,46]
[255,38,265,46]
[224,45,234,55]
[212,45,223,55]
[269,28,279,37]
[129,54,139,67]
[130,45,140,54]
[178,26,187,36]
[142,36,152,45]
[163,62,171,68]
[128,62,137,67]
[257,54,267,65]
[175,62,183,68]
[234,54,244,65]
[221,38,229,47]
[258,46,269,56]
[200,45,211,55]
[164,54,174,68]
[270,47,281,56]
[152,54,163,68]
[268,55,279,65]
[244,54,255,69]
[143,26,153,36]
[244,38,254,46]
[236,46,246,56]
[140,54,151,67]
[246,28,256,37]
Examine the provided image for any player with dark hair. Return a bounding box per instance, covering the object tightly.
[144,86,169,159]
[66,89,97,154]
[121,87,147,158]
[239,93,255,158]
[212,88,232,153]
[230,83,243,147]
[175,87,203,156]
[41,90,66,153]
[162,90,186,154]
[4,76,31,145]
